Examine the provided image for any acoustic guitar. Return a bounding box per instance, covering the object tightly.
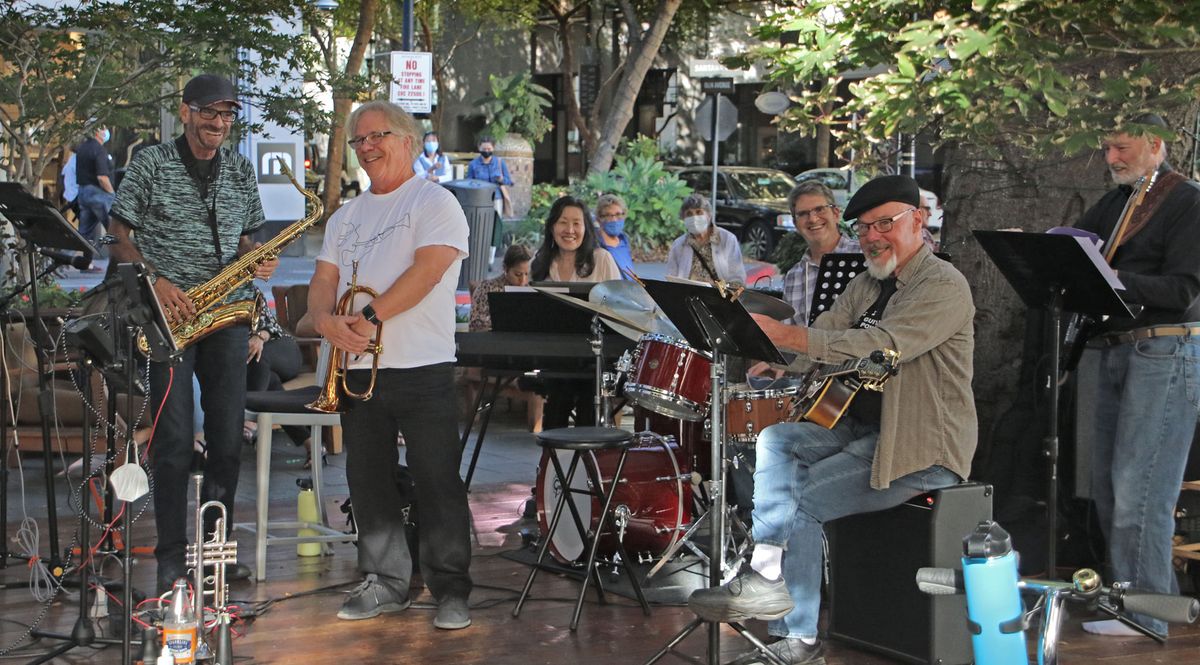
[790,349,900,428]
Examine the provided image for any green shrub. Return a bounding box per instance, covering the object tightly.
[578,149,688,251]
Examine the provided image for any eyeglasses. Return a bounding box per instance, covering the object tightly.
[188,105,237,122]
[348,130,393,148]
[597,211,625,221]
[851,208,916,236]
[792,203,836,222]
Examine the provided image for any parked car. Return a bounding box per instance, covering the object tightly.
[794,167,860,209]
[674,166,797,260]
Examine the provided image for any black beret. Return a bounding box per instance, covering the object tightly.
[183,74,241,109]
[843,174,921,221]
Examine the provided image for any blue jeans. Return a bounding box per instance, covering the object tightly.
[753,418,961,639]
[149,326,248,587]
[76,184,113,248]
[1077,334,1200,634]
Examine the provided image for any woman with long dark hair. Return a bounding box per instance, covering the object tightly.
[530,195,620,282]
[531,196,621,428]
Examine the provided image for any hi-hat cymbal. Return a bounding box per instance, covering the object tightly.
[738,289,795,321]
[590,280,682,338]
[535,287,655,340]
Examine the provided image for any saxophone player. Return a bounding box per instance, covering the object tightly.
[308,100,473,629]
[107,74,277,593]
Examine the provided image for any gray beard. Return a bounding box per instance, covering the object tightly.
[866,253,898,279]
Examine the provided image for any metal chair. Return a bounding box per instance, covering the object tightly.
[233,342,355,581]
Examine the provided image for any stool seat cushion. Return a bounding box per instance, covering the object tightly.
[246,386,323,414]
[536,426,634,451]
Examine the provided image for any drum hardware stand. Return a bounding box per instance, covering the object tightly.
[636,280,790,665]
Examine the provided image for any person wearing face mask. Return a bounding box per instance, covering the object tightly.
[413,131,452,183]
[530,196,621,428]
[665,192,747,287]
[466,137,514,218]
[594,193,636,279]
[75,123,115,268]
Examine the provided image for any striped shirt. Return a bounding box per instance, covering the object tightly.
[781,234,861,325]
[110,136,265,302]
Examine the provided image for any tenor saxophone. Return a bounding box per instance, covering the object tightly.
[141,160,323,355]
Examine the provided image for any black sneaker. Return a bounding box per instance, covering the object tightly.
[433,596,471,630]
[337,574,410,621]
[727,638,825,665]
[688,569,794,622]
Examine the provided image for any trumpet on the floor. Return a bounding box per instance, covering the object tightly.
[185,474,237,663]
[307,260,383,413]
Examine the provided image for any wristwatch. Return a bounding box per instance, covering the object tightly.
[362,303,381,325]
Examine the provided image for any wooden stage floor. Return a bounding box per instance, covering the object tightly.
[2,408,1200,664]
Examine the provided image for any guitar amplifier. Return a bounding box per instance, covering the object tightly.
[827,482,992,665]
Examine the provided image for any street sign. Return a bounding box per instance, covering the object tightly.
[700,77,735,94]
[383,51,434,114]
[696,94,738,142]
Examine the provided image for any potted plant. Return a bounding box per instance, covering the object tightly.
[473,73,554,219]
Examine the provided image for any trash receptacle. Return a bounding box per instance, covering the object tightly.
[442,179,499,290]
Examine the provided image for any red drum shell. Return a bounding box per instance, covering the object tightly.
[623,334,712,422]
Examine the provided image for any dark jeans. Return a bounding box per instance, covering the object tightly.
[342,363,472,601]
[149,326,248,586]
[247,336,307,445]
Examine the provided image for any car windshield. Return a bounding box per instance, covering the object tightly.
[727,171,795,199]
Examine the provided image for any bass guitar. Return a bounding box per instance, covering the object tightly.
[790,349,900,428]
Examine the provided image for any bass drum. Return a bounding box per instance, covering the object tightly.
[535,433,691,565]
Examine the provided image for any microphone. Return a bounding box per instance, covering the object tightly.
[39,248,93,270]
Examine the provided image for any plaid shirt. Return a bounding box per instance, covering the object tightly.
[782,234,861,325]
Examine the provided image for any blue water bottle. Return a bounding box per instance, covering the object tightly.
[961,521,1027,665]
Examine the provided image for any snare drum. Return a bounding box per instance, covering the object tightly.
[725,384,801,443]
[535,433,691,564]
[623,334,712,421]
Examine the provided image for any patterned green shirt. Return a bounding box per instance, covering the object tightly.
[110,136,265,301]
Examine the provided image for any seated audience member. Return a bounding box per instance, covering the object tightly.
[666,193,747,286]
[469,244,533,332]
[594,193,636,279]
[413,131,452,183]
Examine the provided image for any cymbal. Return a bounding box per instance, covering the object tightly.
[737,289,795,321]
[590,280,682,339]
[535,287,655,340]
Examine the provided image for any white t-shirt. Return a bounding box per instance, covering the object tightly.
[316,177,468,369]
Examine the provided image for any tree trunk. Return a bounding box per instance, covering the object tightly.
[321,0,380,217]
[587,0,682,175]
[554,11,594,158]
[943,145,1105,499]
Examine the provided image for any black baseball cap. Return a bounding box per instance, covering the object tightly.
[182,74,241,108]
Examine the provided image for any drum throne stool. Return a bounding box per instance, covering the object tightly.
[513,426,652,630]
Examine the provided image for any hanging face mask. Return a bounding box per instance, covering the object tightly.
[684,214,710,236]
[110,442,149,502]
[479,150,493,159]
[101,128,111,144]
[602,220,625,236]
[424,141,438,155]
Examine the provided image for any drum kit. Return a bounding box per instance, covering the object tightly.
[532,280,798,572]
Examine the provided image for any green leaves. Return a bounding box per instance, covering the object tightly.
[735,1,1200,166]
[472,72,554,145]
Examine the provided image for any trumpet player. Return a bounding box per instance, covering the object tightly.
[107,74,276,594]
[308,100,473,629]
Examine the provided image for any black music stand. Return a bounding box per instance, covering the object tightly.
[810,253,866,324]
[638,279,787,665]
[974,230,1130,579]
[0,183,93,582]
